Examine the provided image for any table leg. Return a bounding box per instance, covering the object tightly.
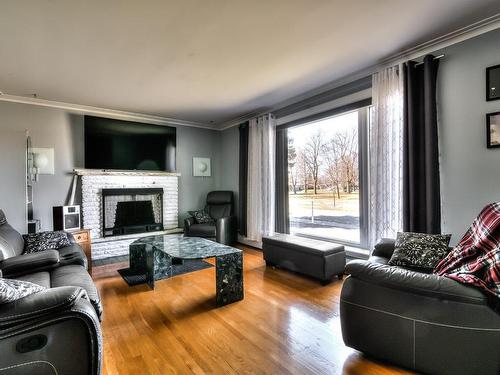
[129,243,146,274]
[145,246,172,290]
[216,252,244,307]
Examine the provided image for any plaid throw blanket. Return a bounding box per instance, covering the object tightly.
[434,202,500,299]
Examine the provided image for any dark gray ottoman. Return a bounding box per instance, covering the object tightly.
[262,234,346,284]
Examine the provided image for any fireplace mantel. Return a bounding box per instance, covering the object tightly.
[74,168,181,177]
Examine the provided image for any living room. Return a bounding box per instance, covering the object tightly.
[1,1,500,374]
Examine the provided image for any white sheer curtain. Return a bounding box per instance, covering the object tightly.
[368,65,404,249]
[247,113,276,242]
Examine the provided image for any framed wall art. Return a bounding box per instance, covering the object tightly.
[486,111,500,148]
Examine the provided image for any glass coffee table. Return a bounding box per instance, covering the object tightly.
[129,235,243,307]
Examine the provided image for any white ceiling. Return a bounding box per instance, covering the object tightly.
[1,0,500,127]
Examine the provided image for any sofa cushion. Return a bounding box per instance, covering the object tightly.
[22,231,71,254]
[16,271,52,288]
[0,222,25,260]
[346,259,487,305]
[389,232,451,271]
[372,238,396,259]
[50,265,102,319]
[187,223,216,237]
[0,278,45,304]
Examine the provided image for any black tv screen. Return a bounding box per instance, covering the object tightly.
[84,116,176,172]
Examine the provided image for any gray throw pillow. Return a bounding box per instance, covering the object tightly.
[0,278,45,304]
[22,231,71,254]
[388,232,452,271]
[188,210,214,224]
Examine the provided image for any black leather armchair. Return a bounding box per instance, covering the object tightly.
[0,284,102,375]
[184,191,237,245]
[340,238,500,375]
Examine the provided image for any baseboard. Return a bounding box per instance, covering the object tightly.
[237,235,262,249]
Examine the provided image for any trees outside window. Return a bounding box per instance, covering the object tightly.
[287,109,365,244]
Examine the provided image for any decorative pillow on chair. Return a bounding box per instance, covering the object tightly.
[388,232,452,271]
[22,231,71,254]
[0,278,45,304]
[188,210,214,224]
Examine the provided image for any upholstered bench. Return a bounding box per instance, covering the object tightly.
[262,233,346,284]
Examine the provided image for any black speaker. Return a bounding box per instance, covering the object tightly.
[53,205,81,231]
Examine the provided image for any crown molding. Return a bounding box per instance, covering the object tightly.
[379,12,500,66]
[0,93,216,130]
[3,14,500,132]
[217,13,500,131]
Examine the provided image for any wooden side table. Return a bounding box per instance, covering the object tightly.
[71,229,92,275]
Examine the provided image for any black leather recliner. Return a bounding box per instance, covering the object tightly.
[340,238,500,375]
[0,209,102,375]
[184,191,237,245]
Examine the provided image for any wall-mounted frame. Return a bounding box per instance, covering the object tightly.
[193,157,211,177]
[486,111,500,148]
[486,64,500,101]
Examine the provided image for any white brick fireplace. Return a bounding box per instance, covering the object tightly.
[76,169,181,259]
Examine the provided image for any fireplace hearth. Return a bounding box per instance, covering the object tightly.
[102,188,163,237]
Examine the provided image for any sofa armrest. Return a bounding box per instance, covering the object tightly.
[345,260,487,305]
[216,216,237,245]
[66,231,77,244]
[184,216,196,235]
[371,238,396,259]
[0,286,86,328]
[0,250,60,277]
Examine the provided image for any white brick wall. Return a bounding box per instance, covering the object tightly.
[92,238,138,260]
[81,174,179,259]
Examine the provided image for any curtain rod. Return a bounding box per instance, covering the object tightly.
[414,54,445,66]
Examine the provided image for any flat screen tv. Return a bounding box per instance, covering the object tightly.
[84,116,176,172]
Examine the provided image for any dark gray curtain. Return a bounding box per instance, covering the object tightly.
[275,128,289,233]
[403,55,441,234]
[238,122,249,236]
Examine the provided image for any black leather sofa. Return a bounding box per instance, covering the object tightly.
[340,238,500,375]
[184,191,237,245]
[0,210,102,375]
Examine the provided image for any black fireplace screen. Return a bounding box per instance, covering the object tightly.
[102,188,163,237]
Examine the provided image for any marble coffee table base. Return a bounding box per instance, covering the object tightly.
[129,240,243,307]
[216,252,244,307]
[145,245,172,289]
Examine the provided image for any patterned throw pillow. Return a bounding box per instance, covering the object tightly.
[388,232,452,271]
[22,231,71,254]
[188,210,214,224]
[0,278,45,304]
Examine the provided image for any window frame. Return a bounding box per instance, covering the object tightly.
[282,104,370,251]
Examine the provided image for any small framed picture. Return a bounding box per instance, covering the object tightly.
[193,157,211,176]
[486,111,500,148]
[486,64,500,101]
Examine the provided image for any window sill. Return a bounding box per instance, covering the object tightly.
[293,233,370,259]
[345,246,369,260]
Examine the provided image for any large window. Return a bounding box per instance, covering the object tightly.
[287,107,368,246]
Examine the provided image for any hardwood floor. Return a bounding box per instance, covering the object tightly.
[93,245,414,375]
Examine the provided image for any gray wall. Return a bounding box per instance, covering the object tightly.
[217,126,240,218]
[176,125,220,223]
[0,107,27,232]
[437,28,500,243]
[0,101,223,232]
[3,29,497,242]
